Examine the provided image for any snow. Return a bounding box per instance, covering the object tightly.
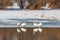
[0,10,60,27]
[0,10,60,20]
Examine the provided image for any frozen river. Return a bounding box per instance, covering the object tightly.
[0,10,60,27]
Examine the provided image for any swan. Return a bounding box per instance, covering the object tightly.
[42,2,51,9]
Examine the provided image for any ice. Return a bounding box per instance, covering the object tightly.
[0,10,60,27]
[0,10,60,20]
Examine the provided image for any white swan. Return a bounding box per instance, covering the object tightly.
[42,3,51,9]
[11,2,20,9]
[23,1,30,9]
[5,2,20,9]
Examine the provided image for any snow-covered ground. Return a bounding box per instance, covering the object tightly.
[0,10,60,27]
[0,10,60,20]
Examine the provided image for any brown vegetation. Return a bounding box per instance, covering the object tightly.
[0,0,60,9]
